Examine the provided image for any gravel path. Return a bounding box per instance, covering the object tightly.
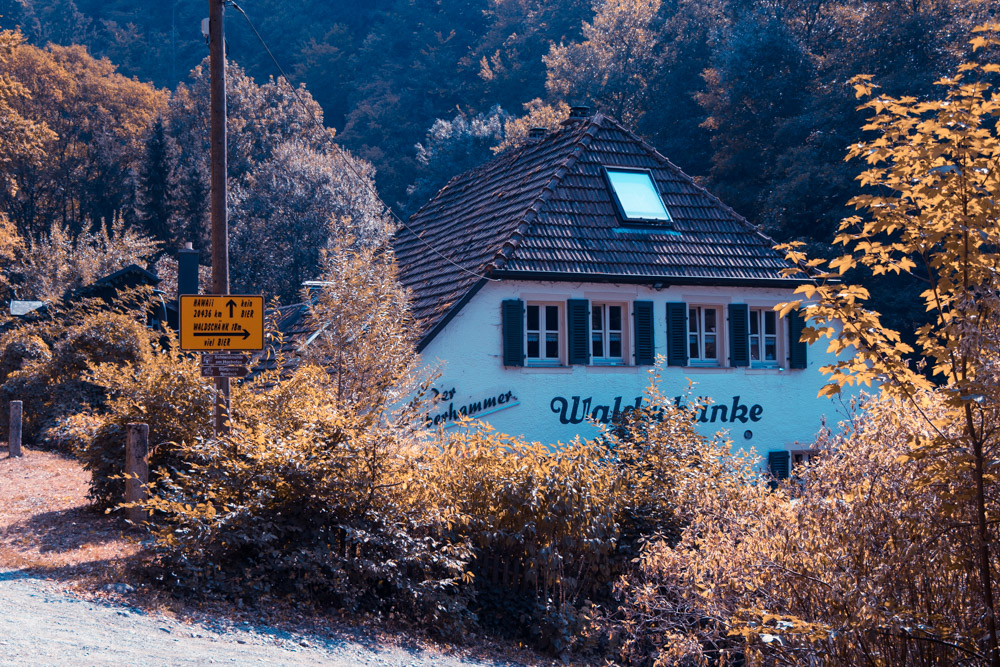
[0,570,514,667]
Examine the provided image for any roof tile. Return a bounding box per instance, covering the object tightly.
[394,114,800,347]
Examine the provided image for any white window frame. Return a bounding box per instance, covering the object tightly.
[525,301,563,366]
[602,166,673,224]
[591,302,628,365]
[749,307,781,368]
[688,305,722,367]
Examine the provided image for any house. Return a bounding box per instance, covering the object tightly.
[394,107,850,475]
[7,263,167,330]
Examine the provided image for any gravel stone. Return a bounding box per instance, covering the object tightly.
[0,570,516,666]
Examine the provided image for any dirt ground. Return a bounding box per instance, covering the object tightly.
[0,446,561,666]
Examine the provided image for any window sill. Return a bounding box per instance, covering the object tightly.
[522,365,574,374]
[587,365,639,374]
[682,366,733,374]
[745,367,785,375]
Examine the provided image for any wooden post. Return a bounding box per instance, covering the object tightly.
[124,423,149,523]
[8,401,21,458]
[208,0,231,435]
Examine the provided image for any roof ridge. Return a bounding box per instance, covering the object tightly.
[488,117,603,271]
[601,116,783,252]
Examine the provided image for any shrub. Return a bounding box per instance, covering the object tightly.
[0,329,52,441]
[0,330,50,384]
[422,378,712,654]
[74,330,214,509]
[0,297,160,447]
[611,392,992,665]
[135,363,475,637]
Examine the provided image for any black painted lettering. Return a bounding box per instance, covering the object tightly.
[730,396,749,423]
[710,404,728,423]
[551,396,570,424]
[591,405,610,424]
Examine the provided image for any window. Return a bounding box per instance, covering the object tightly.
[749,308,779,366]
[603,167,672,223]
[591,303,625,364]
[526,303,561,364]
[792,450,816,471]
[688,306,720,365]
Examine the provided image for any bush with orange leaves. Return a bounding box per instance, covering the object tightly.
[610,391,991,665]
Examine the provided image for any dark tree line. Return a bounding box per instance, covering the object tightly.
[2,0,996,314]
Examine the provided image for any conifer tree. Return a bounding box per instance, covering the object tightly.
[135,117,172,245]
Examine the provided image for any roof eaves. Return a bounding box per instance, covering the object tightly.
[416,276,489,352]
[490,269,817,288]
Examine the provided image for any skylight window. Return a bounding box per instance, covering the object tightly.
[603,167,672,223]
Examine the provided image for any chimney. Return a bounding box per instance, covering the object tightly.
[528,126,548,141]
[562,105,591,126]
[177,242,199,298]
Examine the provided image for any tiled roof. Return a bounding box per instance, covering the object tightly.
[394,113,801,349]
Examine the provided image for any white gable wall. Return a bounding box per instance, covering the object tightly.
[420,279,856,464]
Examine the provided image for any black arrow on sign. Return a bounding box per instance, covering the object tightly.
[193,326,251,340]
[225,299,237,318]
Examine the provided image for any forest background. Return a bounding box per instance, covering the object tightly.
[3,3,1000,664]
[1,0,997,319]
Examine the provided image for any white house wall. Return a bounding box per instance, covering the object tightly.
[420,279,857,464]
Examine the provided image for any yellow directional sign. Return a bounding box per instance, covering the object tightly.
[179,294,264,351]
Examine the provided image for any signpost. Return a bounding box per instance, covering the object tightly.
[179,295,264,351]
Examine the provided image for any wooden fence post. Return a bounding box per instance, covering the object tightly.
[8,401,22,458]
[125,423,149,523]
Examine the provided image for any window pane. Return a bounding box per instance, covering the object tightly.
[527,333,540,358]
[689,334,699,359]
[606,169,671,221]
[704,308,717,333]
[609,332,622,358]
[765,338,777,361]
[545,333,559,358]
[527,305,539,331]
[750,311,759,335]
[609,305,621,331]
[546,305,559,331]
[705,334,717,359]
[764,311,776,335]
[592,333,603,358]
[592,305,602,330]
[750,334,761,361]
[689,308,698,333]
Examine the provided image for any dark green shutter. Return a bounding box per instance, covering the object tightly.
[728,303,750,367]
[501,299,524,367]
[633,301,654,365]
[567,299,590,365]
[768,451,790,480]
[666,302,687,366]
[788,308,808,369]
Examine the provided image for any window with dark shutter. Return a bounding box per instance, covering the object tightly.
[728,303,750,367]
[768,451,790,480]
[788,308,808,369]
[567,299,590,365]
[665,302,687,366]
[501,299,524,367]
[633,301,654,365]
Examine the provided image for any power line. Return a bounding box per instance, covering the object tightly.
[228,1,497,283]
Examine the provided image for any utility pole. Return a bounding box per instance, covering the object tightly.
[208,0,231,434]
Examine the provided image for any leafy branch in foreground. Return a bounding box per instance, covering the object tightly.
[776,24,1000,665]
